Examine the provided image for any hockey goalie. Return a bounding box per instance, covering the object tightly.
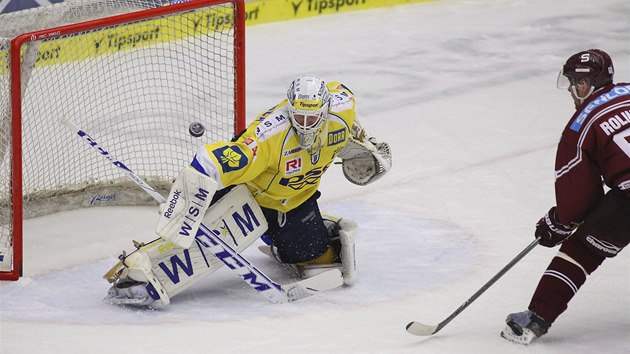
[104,75,392,307]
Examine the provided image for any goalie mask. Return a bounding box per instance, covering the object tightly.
[286,75,331,149]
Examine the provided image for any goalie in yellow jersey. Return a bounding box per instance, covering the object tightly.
[104,75,391,306]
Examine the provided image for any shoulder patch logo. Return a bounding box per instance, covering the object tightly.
[212,146,248,173]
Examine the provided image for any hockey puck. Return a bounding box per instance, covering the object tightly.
[189,122,206,137]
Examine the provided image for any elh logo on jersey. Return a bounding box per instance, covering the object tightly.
[309,149,320,164]
[307,136,322,164]
[285,157,302,175]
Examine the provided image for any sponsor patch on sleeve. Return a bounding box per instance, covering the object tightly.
[327,128,346,146]
[570,84,630,132]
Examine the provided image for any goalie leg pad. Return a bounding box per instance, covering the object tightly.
[336,217,358,285]
[299,214,358,285]
[104,185,267,306]
[104,248,171,308]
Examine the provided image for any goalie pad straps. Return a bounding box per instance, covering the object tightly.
[156,167,218,249]
[103,249,171,308]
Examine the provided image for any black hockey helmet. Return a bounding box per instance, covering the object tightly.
[557,49,614,90]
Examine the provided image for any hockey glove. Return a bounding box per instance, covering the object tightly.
[337,123,392,186]
[535,207,576,247]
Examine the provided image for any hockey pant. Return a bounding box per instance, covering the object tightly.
[529,188,630,324]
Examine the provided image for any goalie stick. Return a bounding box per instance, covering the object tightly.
[406,237,540,336]
[63,119,343,304]
[60,118,168,204]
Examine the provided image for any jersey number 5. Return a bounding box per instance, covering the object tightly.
[613,127,630,159]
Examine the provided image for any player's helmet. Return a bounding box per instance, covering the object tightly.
[557,49,614,91]
[286,75,331,148]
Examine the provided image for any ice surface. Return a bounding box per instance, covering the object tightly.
[1,0,629,353]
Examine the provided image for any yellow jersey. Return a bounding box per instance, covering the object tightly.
[191,82,356,212]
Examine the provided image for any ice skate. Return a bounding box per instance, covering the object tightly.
[501,310,550,345]
[104,279,154,307]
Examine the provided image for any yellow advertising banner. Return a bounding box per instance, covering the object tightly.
[0,0,433,71]
[243,0,433,25]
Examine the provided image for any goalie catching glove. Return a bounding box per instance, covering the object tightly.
[337,120,392,186]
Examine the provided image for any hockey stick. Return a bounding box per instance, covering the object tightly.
[63,119,343,303]
[196,222,341,302]
[406,237,541,336]
[60,118,168,204]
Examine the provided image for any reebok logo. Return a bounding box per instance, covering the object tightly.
[163,190,181,218]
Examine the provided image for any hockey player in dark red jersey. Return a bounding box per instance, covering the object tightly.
[501,49,630,344]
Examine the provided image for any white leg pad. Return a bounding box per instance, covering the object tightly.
[104,250,171,308]
[338,218,358,285]
[104,185,267,307]
[301,215,358,286]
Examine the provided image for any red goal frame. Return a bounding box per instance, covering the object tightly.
[1,0,246,280]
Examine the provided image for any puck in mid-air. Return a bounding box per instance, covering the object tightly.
[189,122,206,137]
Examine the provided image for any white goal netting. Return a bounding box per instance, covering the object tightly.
[0,0,244,277]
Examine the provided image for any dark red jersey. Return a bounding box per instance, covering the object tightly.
[555,83,630,225]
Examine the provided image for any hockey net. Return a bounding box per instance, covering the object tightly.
[0,0,246,280]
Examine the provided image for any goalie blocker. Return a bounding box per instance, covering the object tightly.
[155,167,218,249]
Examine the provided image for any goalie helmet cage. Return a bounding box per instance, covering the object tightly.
[0,0,246,280]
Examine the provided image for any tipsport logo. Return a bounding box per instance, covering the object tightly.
[291,0,367,15]
[296,100,320,109]
[93,26,160,54]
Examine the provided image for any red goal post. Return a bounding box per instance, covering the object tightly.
[0,0,246,280]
